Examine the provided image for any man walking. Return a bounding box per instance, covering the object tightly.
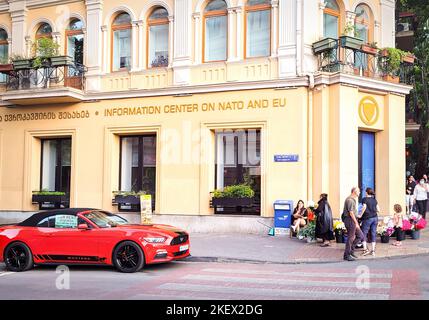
[342,187,364,261]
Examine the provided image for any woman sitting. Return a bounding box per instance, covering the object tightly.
[291,200,307,236]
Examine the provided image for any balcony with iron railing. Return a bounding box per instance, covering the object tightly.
[0,56,87,106]
[312,37,415,85]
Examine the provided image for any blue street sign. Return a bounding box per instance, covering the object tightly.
[274,154,299,162]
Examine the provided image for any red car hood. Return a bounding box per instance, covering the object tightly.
[115,224,187,236]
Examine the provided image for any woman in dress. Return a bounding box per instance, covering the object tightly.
[315,193,335,247]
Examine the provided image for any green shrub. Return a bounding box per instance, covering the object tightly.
[212,184,254,198]
[113,190,146,197]
[32,189,66,196]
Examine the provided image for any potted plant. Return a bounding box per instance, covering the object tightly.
[31,37,60,68]
[312,37,338,54]
[339,22,364,50]
[378,47,405,83]
[377,225,394,243]
[298,221,316,243]
[11,54,33,70]
[211,184,254,207]
[401,52,415,64]
[0,57,13,73]
[150,55,168,68]
[361,42,378,55]
[409,212,426,240]
[333,220,346,243]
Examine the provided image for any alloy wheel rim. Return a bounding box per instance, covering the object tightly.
[6,245,28,271]
[116,245,139,270]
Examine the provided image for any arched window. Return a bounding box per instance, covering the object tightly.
[245,0,271,58]
[0,29,8,83]
[112,12,132,71]
[203,0,227,62]
[66,19,84,65]
[148,7,169,68]
[36,23,53,39]
[323,0,340,38]
[354,4,372,43]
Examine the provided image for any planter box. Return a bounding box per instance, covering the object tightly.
[380,235,390,243]
[13,59,32,70]
[382,74,400,83]
[114,195,141,205]
[402,54,415,64]
[335,230,344,243]
[211,197,253,207]
[32,194,67,204]
[339,36,364,50]
[312,38,338,54]
[361,44,378,55]
[0,64,13,73]
[51,55,74,67]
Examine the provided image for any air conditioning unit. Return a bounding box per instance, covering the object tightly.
[397,22,410,32]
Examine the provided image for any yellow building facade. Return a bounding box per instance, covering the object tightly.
[0,0,411,232]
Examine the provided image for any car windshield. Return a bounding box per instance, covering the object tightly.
[83,211,128,228]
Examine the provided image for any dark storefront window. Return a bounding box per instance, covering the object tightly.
[119,135,156,210]
[41,138,71,194]
[215,129,261,215]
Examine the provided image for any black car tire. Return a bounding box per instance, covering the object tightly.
[112,241,145,273]
[4,242,34,272]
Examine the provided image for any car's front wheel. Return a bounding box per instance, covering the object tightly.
[112,241,145,273]
[4,242,34,272]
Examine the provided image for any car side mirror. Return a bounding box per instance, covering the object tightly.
[78,223,89,230]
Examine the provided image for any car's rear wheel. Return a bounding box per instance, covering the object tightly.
[112,241,145,273]
[4,242,34,272]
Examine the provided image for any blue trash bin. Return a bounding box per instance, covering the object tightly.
[273,200,293,235]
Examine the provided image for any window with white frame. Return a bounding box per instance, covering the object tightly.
[204,0,228,62]
[112,12,132,71]
[148,7,169,68]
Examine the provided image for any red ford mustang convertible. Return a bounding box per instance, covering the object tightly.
[0,208,190,273]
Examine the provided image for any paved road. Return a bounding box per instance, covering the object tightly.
[1,255,428,300]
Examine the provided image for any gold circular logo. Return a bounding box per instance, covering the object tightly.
[359,96,379,126]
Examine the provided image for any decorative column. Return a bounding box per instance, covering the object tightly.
[235,7,243,60]
[52,32,61,46]
[7,38,12,58]
[81,28,87,64]
[9,0,28,56]
[192,12,202,64]
[101,25,108,73]
[374,20,381,46]
[85,0,104,91]
[319,0,326,39]
[137,20,145,70]
[173,0,192,85]
[277,0,296,77]
[380,0,395,48]
[227,8,236,62]
[131,21,139,71]
[345,11,356,35]
[25,36,32,57]
[168,15,174,68]
[270,0,279,57]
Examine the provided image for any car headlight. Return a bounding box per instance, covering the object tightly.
[142,237,166,243]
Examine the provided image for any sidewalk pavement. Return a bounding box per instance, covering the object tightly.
[185,229,429,264]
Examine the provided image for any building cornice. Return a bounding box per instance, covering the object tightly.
[314,72,412,96]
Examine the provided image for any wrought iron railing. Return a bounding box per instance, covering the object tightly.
[313,39,414,85]
[4,62,87,92]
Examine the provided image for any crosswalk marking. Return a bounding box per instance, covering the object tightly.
[0,272,15,277]
[201,268,393,279]
[157,283,390,300]
[182,274,392,289]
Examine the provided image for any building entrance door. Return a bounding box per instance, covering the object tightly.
[358,131,375,199]
[215,129,261,215]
